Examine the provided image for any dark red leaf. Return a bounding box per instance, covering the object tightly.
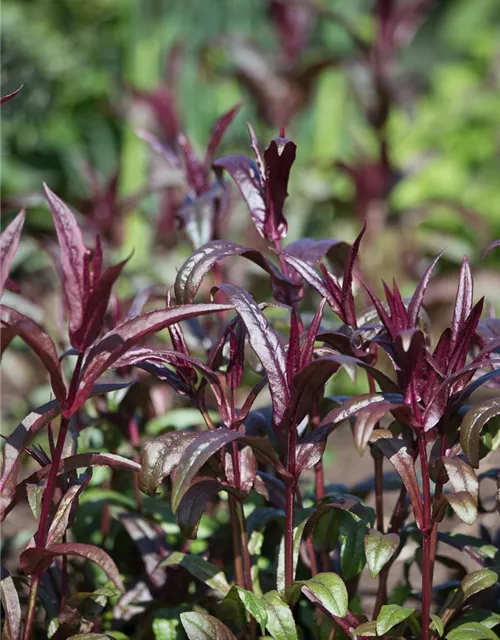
[214,284,289,426]
[407,252,443,328]
[20,543,124,590]
[341,221,367,325]
[353,401,406,455]
[71,303,232,417]
[139,431,199,497]
[448,297,484,373]
[43,184,89,341]
[451,257,473,350]
[0,566,21,640]
[46,473,92,547]
[0,306,66,403]
[300,298,326,369]
[213,155,266,238]
[286,308,301,383]
[177,478,223,539]
[263,136,297,241]
[177,133,206,195]
[204,102,243,169]
[371,430,424,529]
[281,253,341,315]
[0,210,25,296]
[0,85,23,105]
[174,240,296,305]
[70,257,129,350]
[483,239,500,258]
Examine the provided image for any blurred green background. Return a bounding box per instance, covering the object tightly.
[2,0,500,310]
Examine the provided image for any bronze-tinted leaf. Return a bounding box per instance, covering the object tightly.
[0,210,25,296]
[460,398,500,468]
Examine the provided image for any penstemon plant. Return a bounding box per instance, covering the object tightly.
[1,109,499,640]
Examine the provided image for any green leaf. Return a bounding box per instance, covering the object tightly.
[301,572,348,618]
[446,622,500,640]
[338,510,367,579]
[277,510,312,592]
[364,529,400,578]
[431,614,445,637]
[353,621,378,636]
[152,617,182,640]
[439,569,499,627]
[460,398,500,468]
[221,586,268,635]
[157,552,230,595]
[180,612,237,640]
[263,590,298,640]
[376,604,414,635]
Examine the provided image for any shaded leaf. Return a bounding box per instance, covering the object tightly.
[0,210,25,297]
[277,511,312,592]
[461,398,500,468]
[157,551,230,595]
[177,478,222,539]
[73,303,231,416]
[204,102,242,169]
[263,135,297,242]
[46,473,91,546]
[263,590,298,640]
[20,543,124,590]
[364,529,400,578]
[181,612,237,640]
[0,566,21,640]
[221,586,268,635]
[371,430,424,529]
[214,285,289,426]
[376,604,414,635]
[301,572,348,618]
[139,431,199,497]
[338,510,368,579]
[354,402,402,456]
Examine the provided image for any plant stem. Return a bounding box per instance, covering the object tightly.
[228,495,245,588]
[284,426,297,589]
[373,451,384,532]
[372,483,408,617]
[418,432,432,640]
[23,575,40,640]
[235,500,253,592]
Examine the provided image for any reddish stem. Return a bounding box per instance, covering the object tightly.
[418,431,432,640]
[284,426,297,589]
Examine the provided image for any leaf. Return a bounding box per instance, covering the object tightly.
[263,135,297,241]
[213,155,266,238]
[0,566,21,640]
[439,569,499,627]
[364,530,400,578]
[371,430,424,529]
[301,573,348,618]
[0,85,23,105]
[431,614,445,637]
[0,305,67,403]
[446,622,499,640]
[461,398,500,468]
[181,612,236,640]
[337,510,367,580]
[353,621,378,636]
[0,399,60,520]
[225,446,256,494]
[156,551,230,595]
[451,257,473,350]
[214,285,289,426]
[376,604,414,635]
[0,210,25,296]
[407,252,443,328]
[221,586,268,635]
[204,102,242,168]
[177,478,222,539]
[263,590,298,640]
[483,240,500,257]
[66,635,115,640]
[139,431,199,497]
[46,473,91,546]
[73,303,231,416]
[43,184,88,338]
[442,456,478,525]
[20,543,124,590]
[174,240,293,305]
[354,402,402,456]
